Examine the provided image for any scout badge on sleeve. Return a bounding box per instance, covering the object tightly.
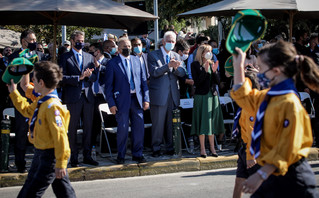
[226,9,267,54]
[2,57,34,84]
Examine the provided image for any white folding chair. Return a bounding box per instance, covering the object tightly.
[98,103,116,158]
[3,108,15,119]
[179,98,194,153]
[299,92,316,119]
[3,107,15,138]
[219,96,236,147]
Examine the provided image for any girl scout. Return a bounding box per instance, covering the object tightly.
[231,41,319,197]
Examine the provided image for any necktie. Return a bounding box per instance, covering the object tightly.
[124,59,135,91]
[77,53,83,71]
[29,94,58,138]
[166,55,170,64]
[93,68,100,94]
[250,78,299,158]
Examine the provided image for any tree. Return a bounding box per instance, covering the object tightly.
[3,25,103,45]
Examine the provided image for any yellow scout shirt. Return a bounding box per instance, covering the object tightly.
[231,78,313,176]
[10,90,70,169]
[239,109,255,161]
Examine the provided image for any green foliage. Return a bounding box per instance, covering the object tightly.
[201,25,218,41]
[4,25,103,45]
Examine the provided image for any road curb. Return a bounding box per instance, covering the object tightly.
[1,148,318,187]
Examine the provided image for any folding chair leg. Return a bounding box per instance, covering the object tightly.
[101,128,113,158]
[214,135,222,151]
[180,123,190,153]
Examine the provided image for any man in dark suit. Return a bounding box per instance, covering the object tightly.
[88,43,110,147]
[131,37,150,80]
[102,40,117,59]
[104,38,149,164]
[147,31,186,157]
[60,30,98,167]
[8,29,45,173]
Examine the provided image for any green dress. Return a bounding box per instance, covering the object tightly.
[191,67,225,136]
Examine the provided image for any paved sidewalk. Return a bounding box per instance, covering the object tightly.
[1,143,318,188]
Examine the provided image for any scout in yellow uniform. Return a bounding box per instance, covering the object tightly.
[232,74,260,198]
[231,41,319,197]
[8,61,76,198]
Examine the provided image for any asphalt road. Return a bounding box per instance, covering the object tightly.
[1,161,319,198]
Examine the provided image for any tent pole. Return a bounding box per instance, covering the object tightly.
[289,11,295,43]
[53,21,57,63]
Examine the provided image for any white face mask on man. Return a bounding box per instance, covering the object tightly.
[181,53,189,61]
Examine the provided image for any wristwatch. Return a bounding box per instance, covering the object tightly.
[257,169,268,180]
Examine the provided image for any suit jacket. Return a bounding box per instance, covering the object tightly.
[132,52,150,79]
[104,55,149,113]
[147,49,186,106]
[60,50,97,104]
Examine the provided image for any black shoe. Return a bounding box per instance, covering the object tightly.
[132,156,146,163]
[200,154,207,158]
[70,161,79,167]
[209,149,218,158]
[152,150,162,157]
[165,150,175,156]
[116,158,125,164]
[17,167,27,173]
[83,158,99,166]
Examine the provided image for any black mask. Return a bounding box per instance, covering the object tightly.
[122,48,131,57]
[89,51,95,57]
[75,42,85,50]
[27,42,37,51]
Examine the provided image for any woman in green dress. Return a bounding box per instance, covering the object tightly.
[191,44,225,158]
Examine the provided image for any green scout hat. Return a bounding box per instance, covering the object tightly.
[226,9,267,54]
[2,57,34,84]
[19,49,39,64]
[225,56,234,76]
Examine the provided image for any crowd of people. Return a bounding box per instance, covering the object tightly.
[0,25,319,196]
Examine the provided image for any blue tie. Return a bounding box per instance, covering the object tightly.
[77,53,83,71]
[166,55,170,64]
[93,69,99,94]
[124,59,135,91]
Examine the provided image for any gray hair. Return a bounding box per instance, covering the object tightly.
[163,31,176,41]
[118,37,131,47]
[70,30,85,40]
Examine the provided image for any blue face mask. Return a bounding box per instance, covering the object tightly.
[110,47,117,55]
[212,48,219,55]
[165,42,175,51]
[142,47,146,52]
[258,43,263,49]
[75,42,85,50]
[257,69,272,89]
[133,46,142,54]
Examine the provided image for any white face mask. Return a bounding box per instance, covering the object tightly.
[181,54,189,61]
[204,52,213,60]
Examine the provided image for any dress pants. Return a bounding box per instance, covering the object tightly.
[17,149,76,198]
[67,93,94,163]
[150,92,175,152]
[14,107,29,171]
[115,94,144,159]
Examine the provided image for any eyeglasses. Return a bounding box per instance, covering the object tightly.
[37,48,43,51]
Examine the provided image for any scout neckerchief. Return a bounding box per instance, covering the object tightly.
[29,93,59,138]
[231,107,242,139]
[250,78,299,158]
